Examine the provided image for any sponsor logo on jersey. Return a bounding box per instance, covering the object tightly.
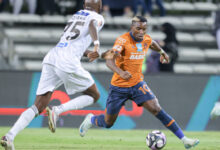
[57,42,68,48]
[76,11,90,16]
[136,43,143,52]
[130,54,145,60]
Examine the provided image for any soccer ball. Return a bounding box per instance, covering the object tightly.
[146,130,166,150]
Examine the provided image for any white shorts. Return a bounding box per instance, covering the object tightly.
[36,64,94,95]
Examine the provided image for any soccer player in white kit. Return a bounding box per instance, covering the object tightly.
[1,0,104,149]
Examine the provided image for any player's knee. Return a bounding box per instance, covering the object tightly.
[144,99,161,115]
[104,120,114,128]
[91,91,100,103]
[105,123,113,128]
[151,107,161,115]
[147,103,161,115]
[150,103,162,115]
[94,91,100,102]
[84,90,100,103]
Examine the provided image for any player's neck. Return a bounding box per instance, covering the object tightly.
[85,7,97,13]
[129,32,142,42]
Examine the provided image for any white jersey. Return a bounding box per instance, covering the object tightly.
[43,9,104,73]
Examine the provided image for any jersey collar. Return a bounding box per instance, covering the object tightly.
[129,32,143,42]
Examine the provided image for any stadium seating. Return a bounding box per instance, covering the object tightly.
[0,0,220,74]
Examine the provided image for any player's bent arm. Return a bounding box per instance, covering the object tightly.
[106,57,132,80]
[106,58,124,75]
[102,50,123,73]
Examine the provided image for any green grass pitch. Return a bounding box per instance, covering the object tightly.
[0,127,220,150]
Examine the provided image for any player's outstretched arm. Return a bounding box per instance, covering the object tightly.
[150,40,170,64]
[87,19,100,62]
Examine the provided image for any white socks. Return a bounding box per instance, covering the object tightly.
[181,136,187,142]
[5,95,94,141]
[6,105,38,141]
[54,95,94,116]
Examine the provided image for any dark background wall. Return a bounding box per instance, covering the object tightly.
[0,71,219,131]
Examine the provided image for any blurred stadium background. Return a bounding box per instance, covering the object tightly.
[0,0,220,139]
[0,0,220,72]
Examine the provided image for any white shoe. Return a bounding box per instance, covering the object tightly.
[79,113,94,137]
[46,106,58,133]
[210,102,220,119]
[0,136,15,150]
[182,137,199,149]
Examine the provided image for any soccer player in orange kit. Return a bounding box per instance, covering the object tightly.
[79,16,199,149]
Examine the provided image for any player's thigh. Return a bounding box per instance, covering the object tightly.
[131,81,156,106]
[36,64,63,95]
[56,67,95,95]
[105,85,129,116]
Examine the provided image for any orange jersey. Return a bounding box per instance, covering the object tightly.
[111,32,152,87]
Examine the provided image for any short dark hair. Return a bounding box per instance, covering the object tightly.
[132,16,147,24]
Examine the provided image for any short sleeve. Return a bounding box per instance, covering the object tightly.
[146,35,152,46]
[97,15,105,31]
[112,36,126,54]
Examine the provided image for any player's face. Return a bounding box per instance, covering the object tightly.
[131,22,147,41]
